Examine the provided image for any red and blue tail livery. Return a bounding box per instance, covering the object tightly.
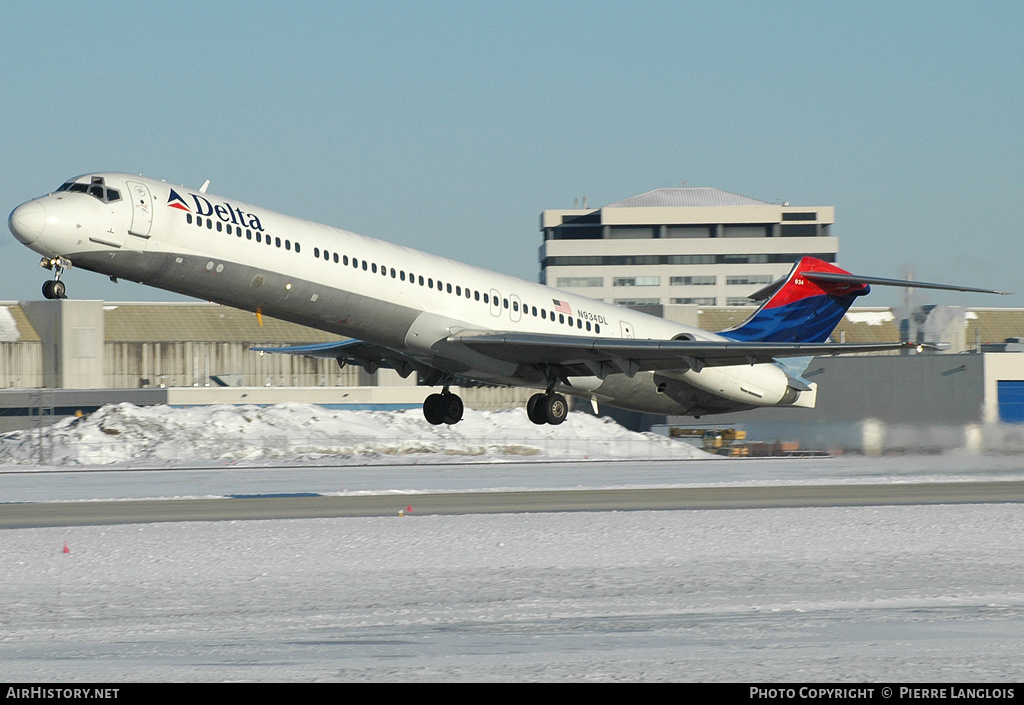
[724,258,869,343]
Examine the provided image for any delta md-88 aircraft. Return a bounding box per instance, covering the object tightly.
[7,173,1006,426]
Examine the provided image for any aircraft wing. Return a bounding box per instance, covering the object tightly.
[254,332,927,383]
[450,331,926,375]
[251,339,424,378]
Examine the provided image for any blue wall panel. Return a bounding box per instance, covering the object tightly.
[997,380,1024,423]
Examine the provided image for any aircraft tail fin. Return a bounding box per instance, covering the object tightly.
[722,257,869,343]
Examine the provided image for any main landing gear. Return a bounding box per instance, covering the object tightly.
[526,392,568,425]
[40,256,70,300]
[422,391,464,426]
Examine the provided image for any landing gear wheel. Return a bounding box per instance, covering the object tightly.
[440,394,463,425]
[542,393,568,425]
[423,393,445,425]
[527,393,547,425]
[42,280,66,300]
[423,392,464,425]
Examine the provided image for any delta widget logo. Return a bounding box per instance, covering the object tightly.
[166,189,264,231]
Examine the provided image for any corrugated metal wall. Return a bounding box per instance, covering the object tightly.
[103,341,364,388]
[0,342,43,388]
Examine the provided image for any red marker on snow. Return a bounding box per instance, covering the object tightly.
[62,543,70,554]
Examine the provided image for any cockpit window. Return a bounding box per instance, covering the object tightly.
[56,178,122,203]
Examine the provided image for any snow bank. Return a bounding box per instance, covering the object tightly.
[0,402,710,467]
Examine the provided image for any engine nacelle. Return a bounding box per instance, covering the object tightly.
[678,362,791,406]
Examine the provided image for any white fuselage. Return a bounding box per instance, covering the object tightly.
[9,173,803,416]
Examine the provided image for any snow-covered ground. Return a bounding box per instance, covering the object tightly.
[3,505,1024,682]
[0,403,709,467]
[3,403,1024,681]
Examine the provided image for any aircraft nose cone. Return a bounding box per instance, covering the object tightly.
[9,201,46,245]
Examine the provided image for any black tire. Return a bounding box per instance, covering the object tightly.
[42,281,54,299]
[527,393,547,425]
[543,393,568,425]
[441,393,463,425]
[422,393,445,425]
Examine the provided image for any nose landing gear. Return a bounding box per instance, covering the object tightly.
[40,256,71,300]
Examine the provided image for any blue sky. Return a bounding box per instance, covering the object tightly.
[1,1,1021,307]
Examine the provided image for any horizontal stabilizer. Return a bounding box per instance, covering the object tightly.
[801,271,1009,295]
[748,270,1009,302]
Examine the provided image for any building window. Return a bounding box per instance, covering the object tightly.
[782,212,817,221]
[613,276,660,287]
[780,224,818,237]
[556,277,603,288]
[609,226,655,239]
[726,275,774,286]
[671,297,716,305]
[670,276,716,286]
[665,225,710,238]
[727,297,758,306]
[613,298,660,306]
[721,225,770,238]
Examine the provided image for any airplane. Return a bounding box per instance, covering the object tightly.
[7,173,1007,426]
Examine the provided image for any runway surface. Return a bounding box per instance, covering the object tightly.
[3,480,1024,529]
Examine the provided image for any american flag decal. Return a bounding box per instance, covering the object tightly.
[553,299,572,315]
